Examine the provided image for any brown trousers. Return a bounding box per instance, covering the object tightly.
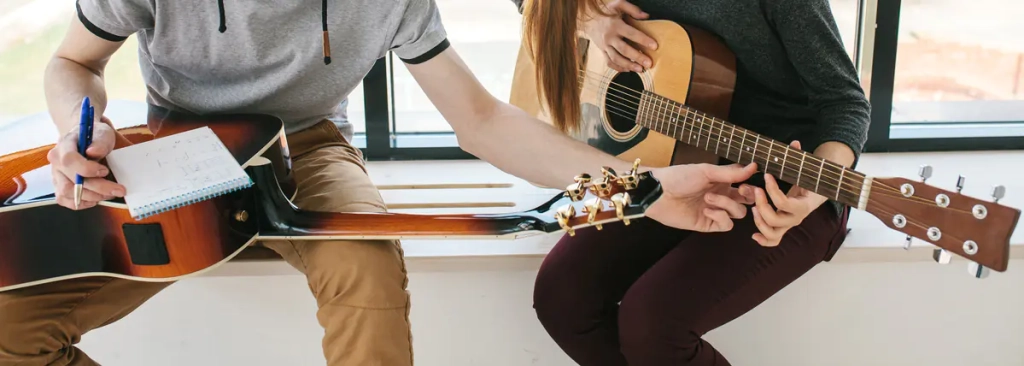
[0,121,414,366]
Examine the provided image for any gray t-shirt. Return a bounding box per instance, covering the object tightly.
[76,0,450,141]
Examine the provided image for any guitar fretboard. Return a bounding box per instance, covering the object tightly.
[635,91,866,208]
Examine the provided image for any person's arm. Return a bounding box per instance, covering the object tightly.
[45,11,123,137]
[405,48,640,188]
[763,0,869,168]
[405,45,764,233]
[43,0,153,209]
[46,0,152,140]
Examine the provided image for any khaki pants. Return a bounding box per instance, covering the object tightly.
[0,121,413,366]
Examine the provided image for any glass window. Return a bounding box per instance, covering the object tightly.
[830,0,862,61]
[390,0,527,144]
[389,0,865,146]
[0,14,146,128]
[889,0,1024,138]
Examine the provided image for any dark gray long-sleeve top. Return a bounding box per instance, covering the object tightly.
[510,0,870,217]
[509,0,870,163]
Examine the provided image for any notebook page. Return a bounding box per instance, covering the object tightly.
[105,126,251,219]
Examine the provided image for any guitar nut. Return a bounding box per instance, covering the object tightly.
[963,240,978,255]
[935,194,949,207]
[927,227,942,241]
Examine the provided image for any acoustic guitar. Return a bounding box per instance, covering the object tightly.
[0,105,663,293]
[509,19,1021,276]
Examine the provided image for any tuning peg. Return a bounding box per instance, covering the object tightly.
[582,197,603,230]
[992,185,1006,203]
[618,159,642,190]
[932,248,952,265]
[955,175,965,193]
[554,205,576,236]
[590,175,613,198]
[967,261,991,279]
[903,234,913,250]
[564,173,592,202]
[918,164,933,182]
[601,166,619,181]
[611,192,632,225]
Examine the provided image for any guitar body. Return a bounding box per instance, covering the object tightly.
[0,106,294,292]
[510,20,735,167]
[0,106,665,292]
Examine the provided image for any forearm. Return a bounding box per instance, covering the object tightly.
[813,141,855,167]
[458,101,642,189]
[43,56,110,136]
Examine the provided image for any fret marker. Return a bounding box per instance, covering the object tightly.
[774,157,778,162]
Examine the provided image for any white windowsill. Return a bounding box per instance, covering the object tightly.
[208,149,1024,277]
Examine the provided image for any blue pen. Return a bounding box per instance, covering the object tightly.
[74,97,94,209]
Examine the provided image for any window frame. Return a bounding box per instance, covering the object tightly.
[863,0,1024,153]
[354,0,1024,161]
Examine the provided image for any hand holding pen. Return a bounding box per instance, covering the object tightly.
[47,96,126,210]
[74,97,94,208]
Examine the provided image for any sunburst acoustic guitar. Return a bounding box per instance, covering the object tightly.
[509,19,1021,277]
[0,105,663,293]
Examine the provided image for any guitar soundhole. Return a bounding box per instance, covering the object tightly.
[604,72,645,134]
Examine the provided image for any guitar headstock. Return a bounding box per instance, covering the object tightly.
[529,159,663,235]
[866,167,1020,276]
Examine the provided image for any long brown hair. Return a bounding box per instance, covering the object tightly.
[521,0,608,133]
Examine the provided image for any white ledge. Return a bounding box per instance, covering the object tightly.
[204,149,1024,277]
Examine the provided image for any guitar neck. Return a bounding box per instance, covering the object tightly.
[637,91,868,209]
[256,210,548,240]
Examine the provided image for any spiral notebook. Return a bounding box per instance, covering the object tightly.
[105,126,253,220]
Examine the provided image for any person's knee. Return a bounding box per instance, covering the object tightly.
[532,258,596,337]
[302,239,409,309]
[0,314,67,363]
[618,288,701,363]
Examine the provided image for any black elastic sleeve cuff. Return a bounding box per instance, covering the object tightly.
[76,0,128,42]
[400,39,450,64]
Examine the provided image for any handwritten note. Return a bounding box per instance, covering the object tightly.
[105,126,251,219]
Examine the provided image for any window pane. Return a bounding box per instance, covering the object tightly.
[390,1,864,140]
[830,0,861,62]
[0,3,365,141]
[0,13,147,129]
[391,0,522,140]
[890,0,1024,134]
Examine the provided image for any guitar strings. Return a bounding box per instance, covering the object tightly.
[571,69,968,213]
[589,94,980,233]
[571,72,864,197]
[579,74,956,211]
[571,70,894,192]
[573,70,863,189]
[582,88,870,201]
[574,90,964,246]
[577,72,977,217]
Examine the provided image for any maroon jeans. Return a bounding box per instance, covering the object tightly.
[532,202,848,365]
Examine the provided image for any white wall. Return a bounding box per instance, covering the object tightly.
[64,148,1024,365]
[75,256,1024,366]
